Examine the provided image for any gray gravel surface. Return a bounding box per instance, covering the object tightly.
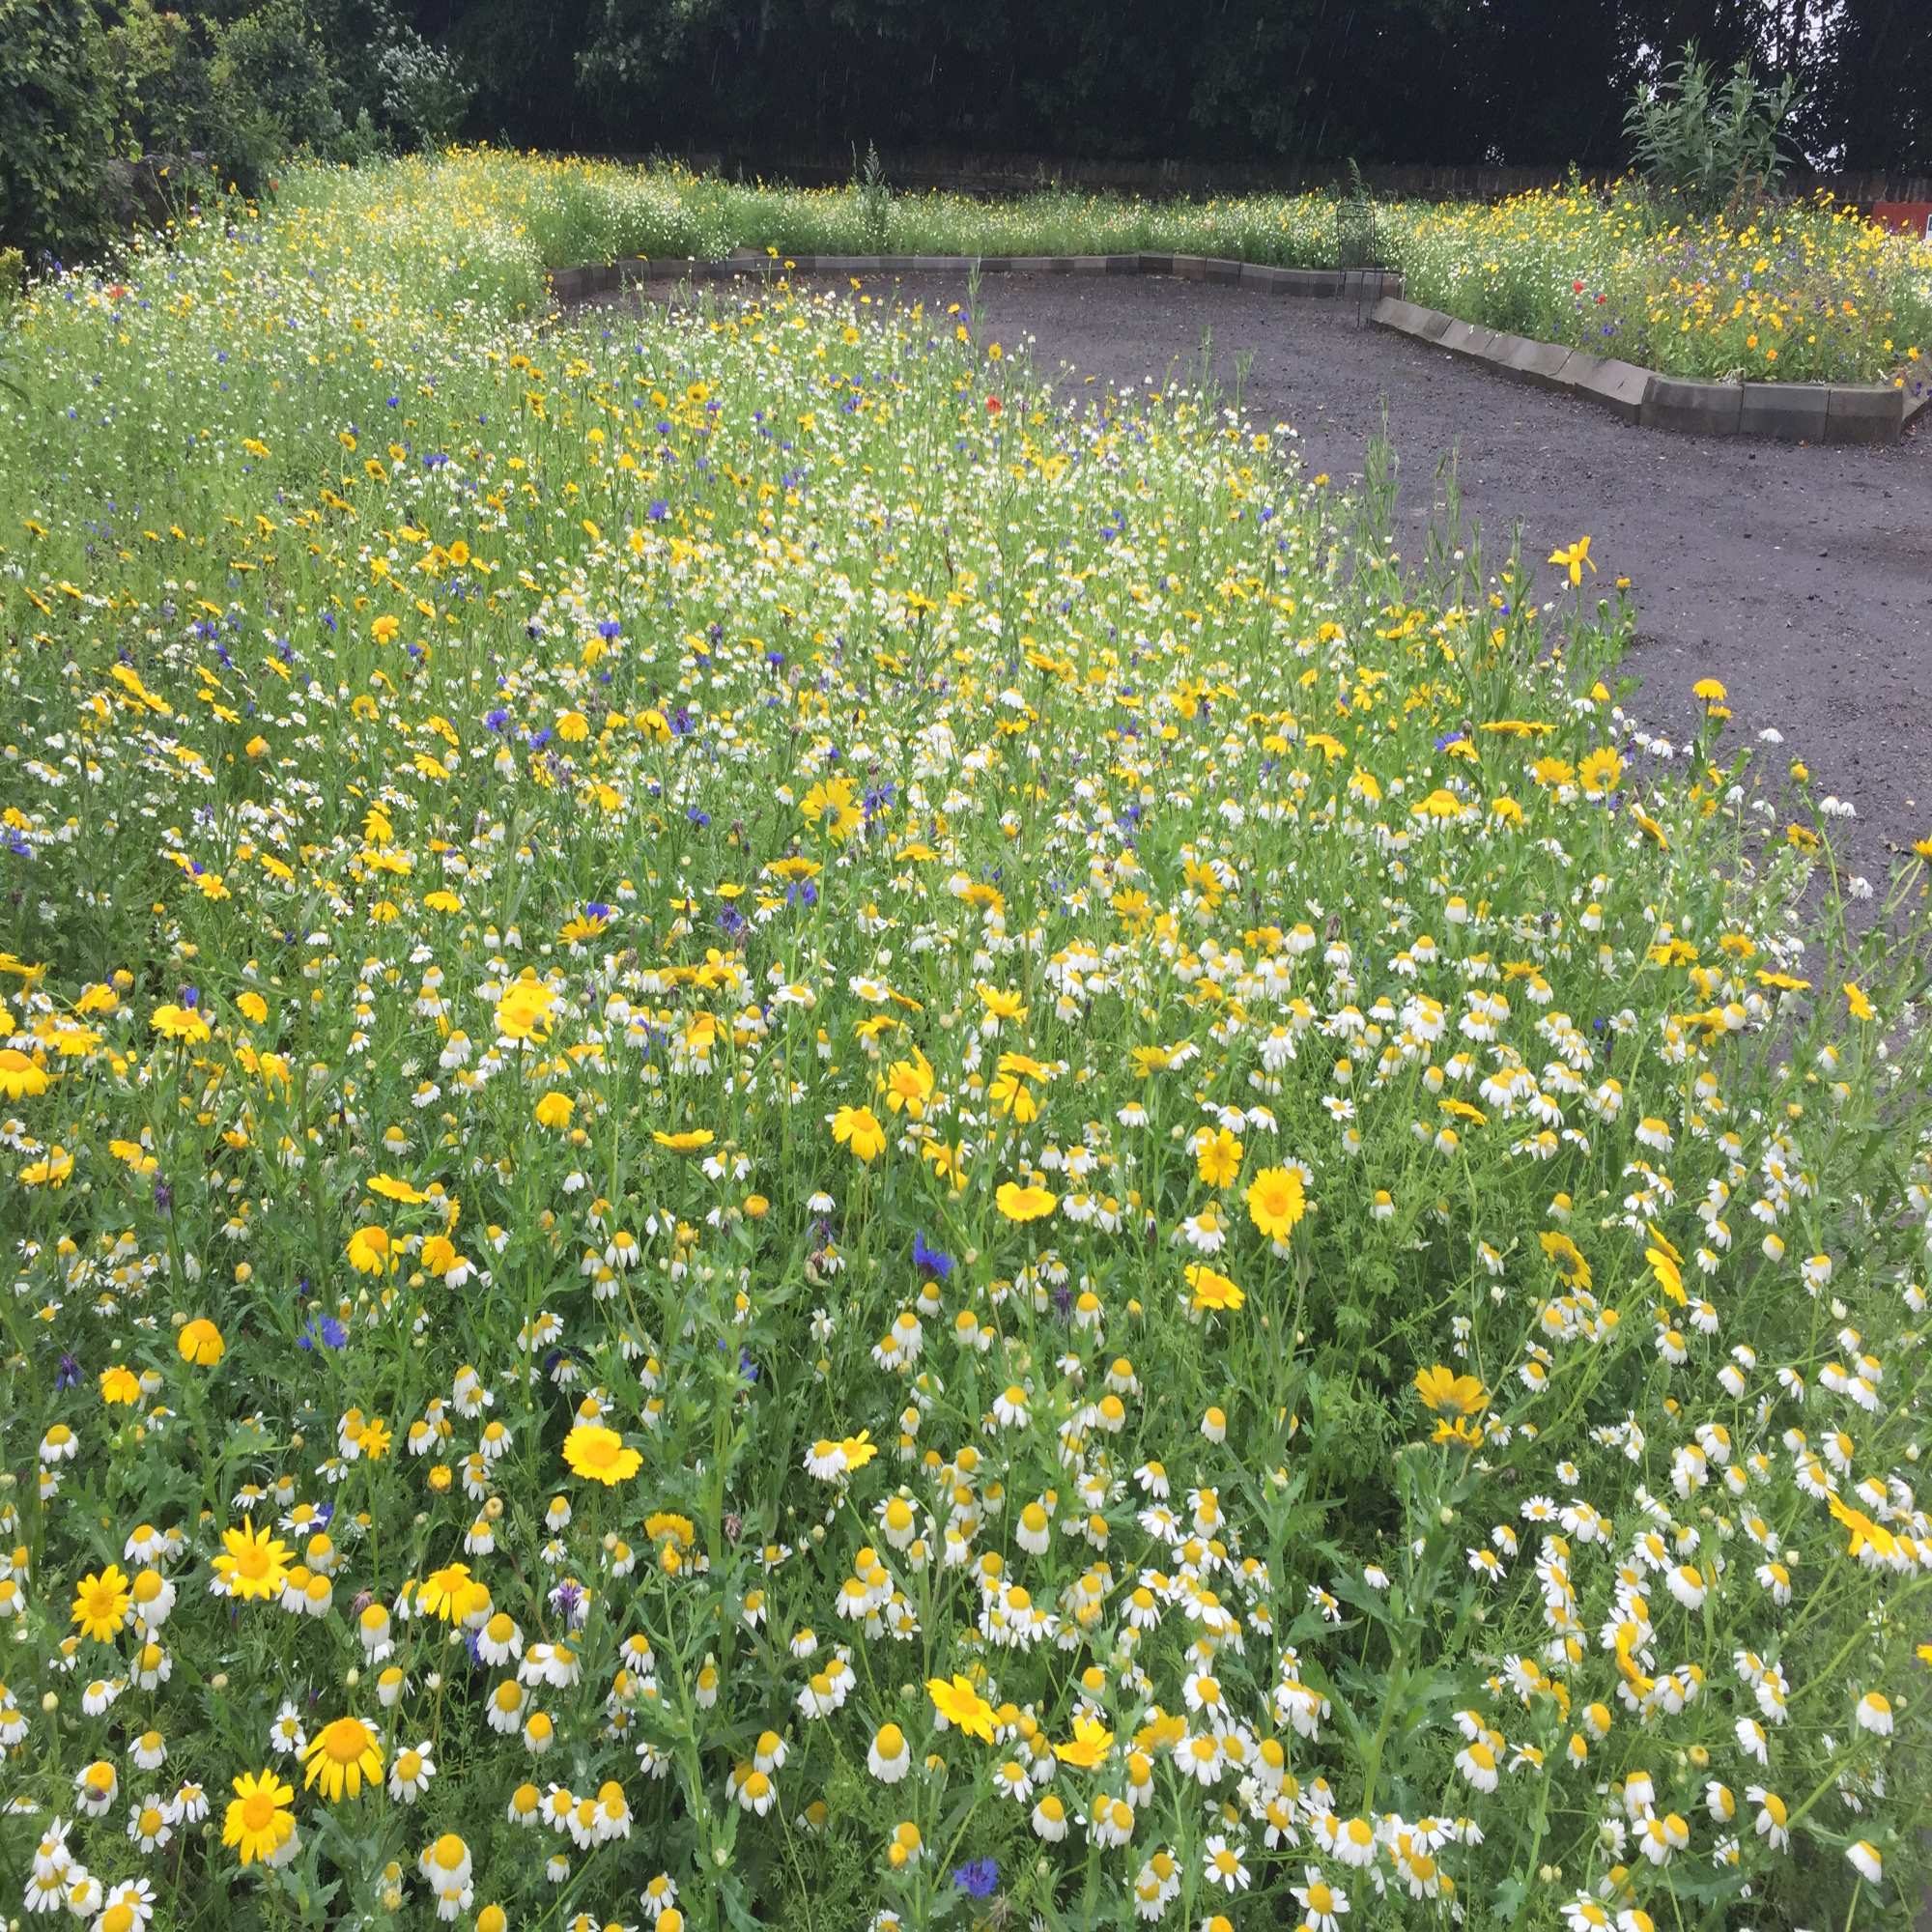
[607,268,1932,868]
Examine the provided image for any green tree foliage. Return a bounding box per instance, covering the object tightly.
[0,0,117,261]
[1,0,478,256]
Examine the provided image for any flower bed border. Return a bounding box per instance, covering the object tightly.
[1371,295,1927,445]
[548,250,1926,446]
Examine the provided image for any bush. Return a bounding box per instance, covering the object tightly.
[208,0,347,191]
[100,0,205,161]
[377,33,474,149]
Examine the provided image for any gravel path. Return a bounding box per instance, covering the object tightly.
[611,269,1932,867]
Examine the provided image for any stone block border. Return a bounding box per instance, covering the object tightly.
[548,251,1404,303]
[1371,293,1927,446]
[545,251,1926,447]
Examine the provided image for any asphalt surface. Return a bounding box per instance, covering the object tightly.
[609,268,1932,870]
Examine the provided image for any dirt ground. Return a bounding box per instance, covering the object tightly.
[604,268,1932,871]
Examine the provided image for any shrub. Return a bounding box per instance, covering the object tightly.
[377,33,474,150]
[1625,43,1797,216]
[207,0,347,191]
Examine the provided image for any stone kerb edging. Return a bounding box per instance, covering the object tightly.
[546,251,1925,447]
[1373,294,1925,445]
[548,250,1403,304]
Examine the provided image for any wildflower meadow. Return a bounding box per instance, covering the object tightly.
[2,152,1932,1932]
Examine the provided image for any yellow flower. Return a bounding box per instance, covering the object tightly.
[418,1560,489,1623]
[1691,676,1728,703]
[71,1564,131,1641]
[1829,1491,1905,1564]
[303,1715,384,1801]
[494,980,554,1041]
[0,1047,48,1099]
[213,1520,293,1603]
[533,1091,574,1129]
[1548,536,1595,584]
[926,1673,995,1741]
[371,614,400,644]
[177,1318,225,1366]
[1194,1126,1243,1188]
[18,1145,72,1187]
[831,1103,887,1162]
[223,1769,296,1865]
[1539,1230,1593,1289]
[235,990,269,1025]
[1844,981,1874,1022]
[883,1050,935,1117]
[562,1424,641,1486]
[1245,1166,1306,1240]
[1182,1264,1244,1315]
[1577,747,1624,797]
[1413,1364,1490,1416]
[1052,1714,1115,1768]
[995,1180,1057,1222]
[99,1364,142,1406]
[151,1003,211,1044]
[1645,1247,1686,1307]
[652,1128,714,1152]
[346,1225,396,1275]
[366,1173,428,1205]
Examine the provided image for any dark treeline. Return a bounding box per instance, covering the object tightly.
[418,0,1932,175]
[8,0,1930,261]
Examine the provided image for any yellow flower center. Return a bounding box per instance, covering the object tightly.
[319,1717,372,1764]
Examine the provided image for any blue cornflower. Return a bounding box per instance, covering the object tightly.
[298,1316,348,1352]
[646,499,668,521]
[913,1233,954,1279]
[597,619,622,639]
[952,1859,998,1899]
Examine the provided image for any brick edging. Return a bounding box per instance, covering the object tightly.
[545,252,1926,446]
[1371,294,1924,446]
